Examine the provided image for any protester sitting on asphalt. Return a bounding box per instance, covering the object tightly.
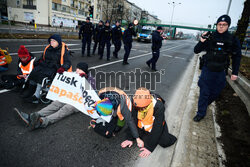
[193,14,241,122]
[88,87,144,148]
[0,45,36,91]
[15,62,94,130]
[21,34,72,103]
[121,87,177,158]
[0,48,9,72]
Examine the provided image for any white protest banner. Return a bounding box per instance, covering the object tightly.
[46,72,112,122]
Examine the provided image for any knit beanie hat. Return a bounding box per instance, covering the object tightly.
[18,45,30,58]
[76,62,89,74]
[94,98,113,116]
[48,34,62,44]
[133,87,152,108]
[157,26,163,30]
[216,15,231,27]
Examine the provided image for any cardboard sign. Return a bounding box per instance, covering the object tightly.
[46,72,111,122]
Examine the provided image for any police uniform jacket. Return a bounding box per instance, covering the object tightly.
[123,28,136,44]
[93,25,103,42]
[152,31,163,51]
[100,26,112,41]
[194,31,241,75]
[79,22,94,37]
[112,26,122,42]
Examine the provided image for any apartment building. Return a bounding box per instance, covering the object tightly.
[6,0,101,27]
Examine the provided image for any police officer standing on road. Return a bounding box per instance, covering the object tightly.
[99,20,112,61]
[122,23,136,65]
[146,26,164,71]
[193,15,241,122]
[112,21,123,58]
[92,20,104,56]
[79,17,94,57]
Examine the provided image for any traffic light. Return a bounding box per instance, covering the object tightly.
[89,5,93,18]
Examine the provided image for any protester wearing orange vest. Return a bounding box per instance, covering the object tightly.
[22,34,71,103]
[0,45,35,90]
[0,49,8,72]
[121,87,177,157]
[89,87,144,148]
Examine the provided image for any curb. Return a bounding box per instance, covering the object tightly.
[227,69,250,115]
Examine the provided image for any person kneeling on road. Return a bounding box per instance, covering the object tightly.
[0,45,35,91]
[89,87,144,148]
[21,34,72,104]
[15,62,93,130]
[121,87,177,158]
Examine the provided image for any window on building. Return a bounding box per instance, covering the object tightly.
[62,6,66,12]
[17,0,20,6]
[27,0,33,6]
[62,0,66,2]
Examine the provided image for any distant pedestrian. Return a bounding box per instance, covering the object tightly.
[193,15,241,122]
[60,21,63,28]
[99,20,112,61]
[92,20,104,55]
[122,23,136,65]
[79,17,94,57]
[146,26,164,71]
[112,21,123,58]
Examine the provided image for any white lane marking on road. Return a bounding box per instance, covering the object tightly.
[162,54,173,58]
[0,90,9,94]
[25,44,80,47]
[175,57,185,60]
[89,44,185,69]
[1,44,185,94]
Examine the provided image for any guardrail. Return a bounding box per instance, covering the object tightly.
[227,68,250,116]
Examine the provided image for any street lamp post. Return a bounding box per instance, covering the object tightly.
[168,1,181,38]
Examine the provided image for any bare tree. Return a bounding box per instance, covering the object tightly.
[102,0,124,24]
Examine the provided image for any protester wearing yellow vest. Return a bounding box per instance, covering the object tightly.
[121,87,177,157]
[0,45,35,91]
[89,87,144,148]
[21,34,71,103]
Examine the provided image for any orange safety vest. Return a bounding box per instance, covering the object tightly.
[98,87,132,121]
[137,97,157,133]
[43,42,72,72]
[0,55,7,66]
[17,58,35,79]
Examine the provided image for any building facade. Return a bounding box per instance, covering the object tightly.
[6,0,101,27]
[5,0,160,27]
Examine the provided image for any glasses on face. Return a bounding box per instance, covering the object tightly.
[217,23,228,27]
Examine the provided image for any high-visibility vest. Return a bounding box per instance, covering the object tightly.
[0,55,7,66]
[137,97,157,133]
[98,87,132,121]
[43,42,72,72]
[17,58,35,79]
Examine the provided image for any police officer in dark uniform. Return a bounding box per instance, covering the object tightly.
[92,20,104,55]
[123,23,136,65]
[112,21,123,58]
[99,20,112,61]
[146,26,163,71]
[79,17,94,57]
[193,15,241,122]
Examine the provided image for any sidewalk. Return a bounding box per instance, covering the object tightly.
[171,58,220,167]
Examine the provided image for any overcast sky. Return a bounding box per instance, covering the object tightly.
[128,0,245,31]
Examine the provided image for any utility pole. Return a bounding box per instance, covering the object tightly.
[168,1,181,38]
[226,0,232,15]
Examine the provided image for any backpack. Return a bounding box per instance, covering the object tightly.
[0,48,12,64]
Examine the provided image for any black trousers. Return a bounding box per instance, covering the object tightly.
[113,40,121,56]
[123,42,132,63]
[147,49,160,70]
[1,75,24,89]
[82,35,92,56]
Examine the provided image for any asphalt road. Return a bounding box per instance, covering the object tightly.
[0,38,197,167]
